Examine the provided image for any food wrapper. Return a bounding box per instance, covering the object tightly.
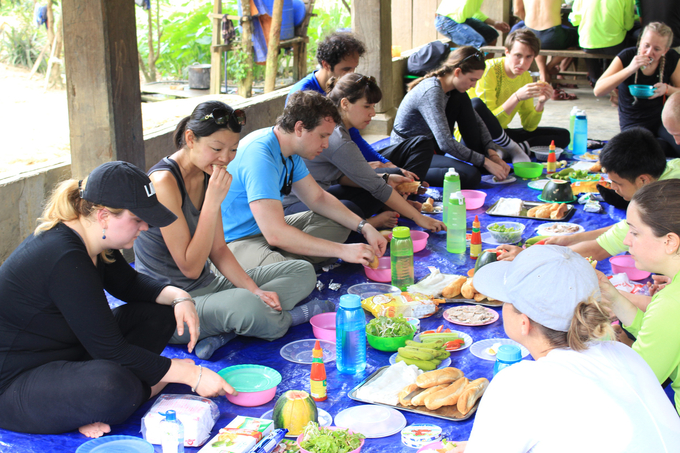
[609,273,648,295]
[407,268,463,297]
[361,292,442,318]
[571,180,609,194]
[142,394,220,447]
[583,200,602,213]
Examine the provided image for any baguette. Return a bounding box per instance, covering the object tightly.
[549,203,561,213]
[461,278,475,299]
[527,206,539,218]
[473,292,487,302]
[396,181,421,194]
[534,204,552,219]
[550,203,568,219]
[368,255,379,269]
[398,383,420,406]
[442,276,467,299]
[590,161,602,172]
[457,378,489,415]
[416,367,464,388]
[422,197,435,212]
[410,384,447,406]
[424,377,469,410]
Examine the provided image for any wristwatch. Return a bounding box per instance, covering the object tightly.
[382,173,390,183]
[356,219,367,235]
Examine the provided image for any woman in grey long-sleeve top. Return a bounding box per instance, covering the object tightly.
[284,73,446,233]
[392,46,511,187]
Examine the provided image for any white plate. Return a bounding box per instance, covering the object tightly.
[481,231,521,245]
[261,408,332,437]
[527,179,550,190]
[574,149,601,162]
[536,222,585,236]
[469,338,530,361]
[389,354,451,369]
[334,405,406,438]
[482,175,517,185]
[347,283,400,300]
[414,331,473,352]
[280,339,336,364]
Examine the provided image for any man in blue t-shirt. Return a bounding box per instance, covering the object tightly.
[222,91,387,270]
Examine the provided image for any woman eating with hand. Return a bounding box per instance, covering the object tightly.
[449,245,680,452]
[598,179,680,414]
[283,73,445,233]
[0,161,236,438]
[134,101,322,361]
[594,22,680,157]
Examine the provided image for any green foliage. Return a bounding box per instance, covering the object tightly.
[306,1,352,69]
[0,0,48,72]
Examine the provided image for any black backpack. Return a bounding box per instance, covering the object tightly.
[407,41,451,76]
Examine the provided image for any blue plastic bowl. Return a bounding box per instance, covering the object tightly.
[629,84,655,98]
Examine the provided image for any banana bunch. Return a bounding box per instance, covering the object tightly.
[395,340,450,371]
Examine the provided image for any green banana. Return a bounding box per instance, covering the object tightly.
[434,349,450,360]
[406,339,444,349]
[397,347,435,361]
[395,355,438,371]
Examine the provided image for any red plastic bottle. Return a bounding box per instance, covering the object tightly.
[470,215,482,260]
[310,340,327,401]
[547,140,557,175]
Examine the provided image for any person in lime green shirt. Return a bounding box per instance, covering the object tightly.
[598,179,680,414]
[569,0,638,84]
[435,0,510,48]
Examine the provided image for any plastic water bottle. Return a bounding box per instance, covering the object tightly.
[442,168,460,223]
[493,344,522,376]
[568,106,579,152]
[159,410,184,453]
[336,294,367,375]
[446,192,466,254]
[391,226,414,291]
[572,110,588,156]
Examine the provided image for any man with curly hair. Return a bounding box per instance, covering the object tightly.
[221,90,387,270]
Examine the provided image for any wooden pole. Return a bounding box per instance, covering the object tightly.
[238,0,254,98]
[210,0,223,94]
[264,0,283,93]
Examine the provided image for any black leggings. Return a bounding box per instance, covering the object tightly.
[471,97,570,149]
[0,302,175,434]
[378,135,434,182]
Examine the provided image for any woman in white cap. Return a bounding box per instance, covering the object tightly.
[0,161,236,438]
[450,245,680,452]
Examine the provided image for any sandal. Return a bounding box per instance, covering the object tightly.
[552,88,578,101]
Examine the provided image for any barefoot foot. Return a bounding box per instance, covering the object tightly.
[367,211,399,229]
[79,422,111,439]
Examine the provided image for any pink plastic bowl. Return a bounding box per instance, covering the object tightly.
[363,256,391,282]
[386,230,429,253]
[225,386,277,407]
[297,428,364,453]
[461,189,487,210]
[310,312,336,342]
[609,255,651,281]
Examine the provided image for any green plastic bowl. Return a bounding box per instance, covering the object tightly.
[513,162,544,179]
[366,329,415,352]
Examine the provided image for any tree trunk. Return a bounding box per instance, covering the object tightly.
[264,0,283,93]
[147,7,156,81]
[238,0,254,98]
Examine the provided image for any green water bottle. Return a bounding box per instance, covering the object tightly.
[442,168,461,223]
[391,226,414,291]
[447,192,467,254]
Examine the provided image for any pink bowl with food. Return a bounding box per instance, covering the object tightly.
[609,255,651,281]
[363,257,392,282]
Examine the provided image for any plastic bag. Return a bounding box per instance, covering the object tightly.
[361,292,441,318]
[142,394,220,447]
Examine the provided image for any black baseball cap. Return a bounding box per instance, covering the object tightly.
[81,161,177,228]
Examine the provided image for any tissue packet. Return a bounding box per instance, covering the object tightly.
[198,416,274,453]
[142,394,220,447]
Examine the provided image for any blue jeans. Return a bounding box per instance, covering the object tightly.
[435,15,498,47]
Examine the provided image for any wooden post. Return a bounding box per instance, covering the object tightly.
[238,0,254,97]
[210,0,223,94]
[264,0,284,93]
[62,0,145,177]
[293,0,316,80]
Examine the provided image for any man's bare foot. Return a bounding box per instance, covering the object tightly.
[79,422,111,438]
[367,211,399,229]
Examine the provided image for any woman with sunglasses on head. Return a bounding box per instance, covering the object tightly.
[392,46,511,187]
[597,179,680,414]
[283,74,446,233]
[593,22,680,157]
[0,161,236,438]
[134,101,321,361]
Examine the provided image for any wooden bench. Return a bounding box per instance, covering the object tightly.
[479,46,613,60]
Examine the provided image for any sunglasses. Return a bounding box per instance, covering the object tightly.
[462,50,485,63]
[356,75,377,86]
[281,156,295,196]
[200,108,247,127]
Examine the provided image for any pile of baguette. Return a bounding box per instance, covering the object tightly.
[441,276,492,302]
[398,367,488,415]
[527,202,568,219]
[396,181,421,195]
[422,197,435,212]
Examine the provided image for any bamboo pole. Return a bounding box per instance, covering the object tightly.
[238,0,254,97]
[264,0,284,93]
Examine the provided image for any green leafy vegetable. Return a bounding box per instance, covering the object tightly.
[299,422,365,453]
[487,223,523,243]
[366,315,414,338]
[488,224,518,233]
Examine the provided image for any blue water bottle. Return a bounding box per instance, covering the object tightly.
[572,110,587,156]
[446,192,466,254]
[493,344,522,376]
[568,105,579,152]
[336,294,367,375]
[442,168,461,223]
[159,410,184,453]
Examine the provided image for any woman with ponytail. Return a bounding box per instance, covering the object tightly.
[0,161,237,437]
[598,179,680,415]
[594,22,680,156]
[448,245,680,452]
[392,46,510,187]
[283,73,446,233]
[134,101,321,361]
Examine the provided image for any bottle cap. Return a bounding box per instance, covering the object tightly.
[339,294,362,309]
[312,340,323,358]
[445,168,459,176]
[160,410,177,421]
[450,192,465,204]
[392,226,411,239]
[473,215,480,226]
[496,344,522,362]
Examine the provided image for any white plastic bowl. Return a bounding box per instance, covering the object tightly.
[531,146,564,162]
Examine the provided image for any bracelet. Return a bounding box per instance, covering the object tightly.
[515,92,521,103]
[356,219,367,235]
[172,297,195,307]
[191,365,203,392]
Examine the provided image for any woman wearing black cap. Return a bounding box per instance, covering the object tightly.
[134,101,322,361]
[0,161,236,438]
